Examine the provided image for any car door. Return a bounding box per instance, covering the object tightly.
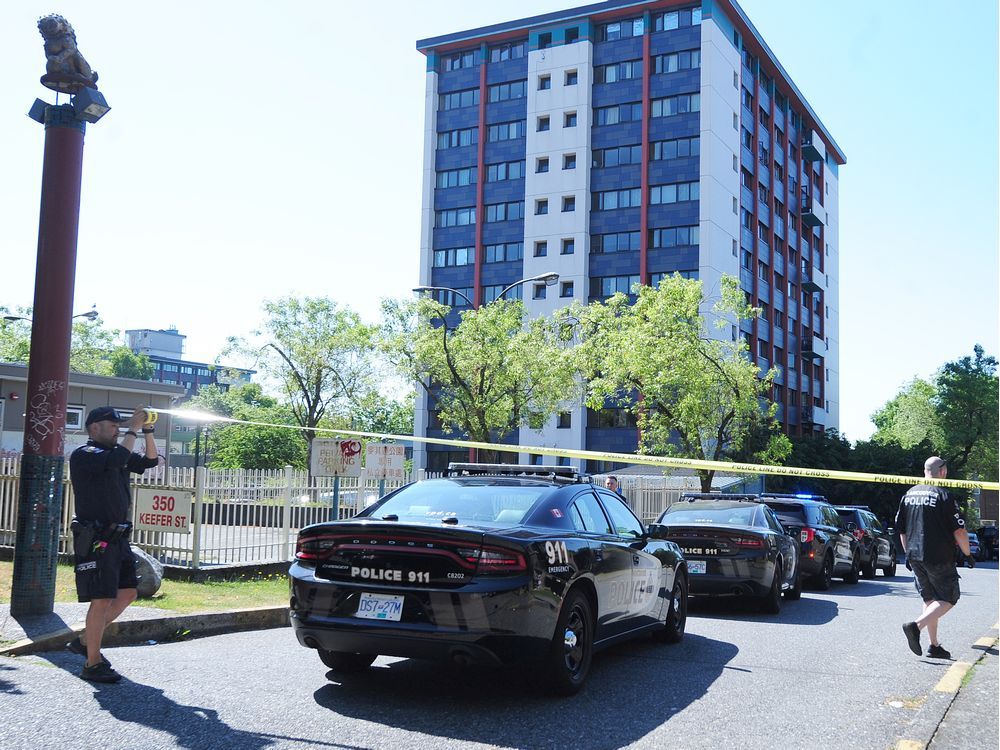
[823,505,854,569]
[864,512,891,567]
[761,504,797,587]
[595,490,664,630]
[569,490,635,639]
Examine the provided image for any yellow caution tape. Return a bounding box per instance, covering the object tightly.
[147,408,1000,492]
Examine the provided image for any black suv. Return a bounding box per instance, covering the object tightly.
[834,505,897,578]
[759,494,859,589]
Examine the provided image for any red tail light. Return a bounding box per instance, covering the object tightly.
[800,528,816,543]
[295,534,341,561]
[852,529,865,542]
[458,546,527,574]
[733,537,764,548]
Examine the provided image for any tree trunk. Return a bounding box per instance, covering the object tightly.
[699,469,715,493]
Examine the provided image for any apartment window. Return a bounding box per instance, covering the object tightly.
[488,80,527,103]
[533,283,547,300]
[591,275,641,298]
[595,102,642,125]
[489,41,526,63]
[733,196,738,214]
[482,285,522,304]
[561,238,575,254]
[432,246,475,268]
[439,88,479,111]
[535,199,549,215]
[733,112,738,130]
[732,239,738,257]
[653,49,700,74]
[734,70,739,88]
[594,59,643,84]
[592,231,640,254]
[486,160,525,182]
[487,120,526,142]
[557,411,572,428]
[593,144,642,167]
[538,32,553,49]
[649,181,700,205]
[534,241,548,257]
[650,93,700,117]
[538,75,551,91]
[560,281,574,298]
[435,207,476,227]
[536,157,549,173]
[483,242,523,263]
[592,187,641,210]
[443,49,478,72]
[562,196,576,212]
[65,405,84,431]
[537,115,550,132]
[563,153,577,170]
[435,166,477,188]
[437,127,478,150]
[432,287,474,308]
[564,111,578,128]
[565,69,578,85]
[650,270,698,286]
[599,17,643,41]
[650,136,699,160]
[649,226,699,248]
[485,201,524,222]
[588,407,637,429]
[653,8,701,31]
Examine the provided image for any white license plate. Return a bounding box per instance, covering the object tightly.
[356,592,404,621]
[688,560,707,574]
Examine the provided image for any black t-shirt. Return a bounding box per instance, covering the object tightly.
[69,440,159,524]
[894,483,964,564]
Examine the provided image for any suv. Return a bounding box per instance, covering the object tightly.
[759,494,859,589]
[976,526,998,561]
[835,505,897,578]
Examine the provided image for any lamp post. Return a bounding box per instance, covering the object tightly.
[11,15,109,616]
[2,306,99,323]
[410,286,474,308]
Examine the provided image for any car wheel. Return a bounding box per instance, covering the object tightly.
[843,553,860,584]
[654,572,687,643]
[542,589,594,696]
[883,560,897,577]
[813,553,834,590]
[862,551,877,580]
[784,568,802,600]
[318,650,377,673]
[761,561,782,614]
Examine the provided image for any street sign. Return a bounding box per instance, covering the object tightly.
[311,439,363,477]
[364,443,406,482]
[134,488,192,534]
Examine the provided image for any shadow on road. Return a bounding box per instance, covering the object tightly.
[0,663,24,695]
[313,633,738,749]
[688,592,840,625]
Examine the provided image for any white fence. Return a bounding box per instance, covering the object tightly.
[0,457,687,568]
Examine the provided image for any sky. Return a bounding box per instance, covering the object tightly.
[0,0,996,443]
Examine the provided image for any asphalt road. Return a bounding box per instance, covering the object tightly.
[1,563,997,750]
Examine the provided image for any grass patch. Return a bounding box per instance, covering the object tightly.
[961,664,978,688]
[0,561,289,615]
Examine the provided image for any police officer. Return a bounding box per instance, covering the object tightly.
[897,456,974,661]
[68,406,159,683]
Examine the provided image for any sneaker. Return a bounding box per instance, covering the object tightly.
[927,644,952,659]
[903,621,921,655]
[66,637,111,667]
[80,661,121,684]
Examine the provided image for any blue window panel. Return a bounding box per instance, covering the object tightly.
[591,80,643,109]
[481,222,524,245]
[649,27,701,54]
[591,121,643,150]
[648,247,699,271]
[435,147,478,171]
[486,57,528,84]
[433,186,477,211]
[438,67,481,91]
[592,37,644,66]
[590,165,641,192]
[649,70,701,99]
[484,140,527,163]
[436,109,479,132]
[483,182,524,204]
[589,208,642,236]
[487,99,527,122]
[647,160,699,185]
[647,203,699,227]
[586,429,640,456]
[648,113,699,142]
[432,226,476,249]
[589,254,641,279]
[431,267,475,290]
[480,262,524,286]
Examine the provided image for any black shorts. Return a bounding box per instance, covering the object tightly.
[911,560,961,605]
[74,536,138,602]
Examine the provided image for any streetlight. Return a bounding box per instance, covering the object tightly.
[2,305,98,323]
[414,272,559,308]
[411,286,474,307]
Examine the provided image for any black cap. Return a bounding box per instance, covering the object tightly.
[85,406,129,427]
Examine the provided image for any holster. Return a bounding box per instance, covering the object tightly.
[70,519,97,563]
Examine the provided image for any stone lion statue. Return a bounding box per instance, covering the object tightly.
[37,14,98,90]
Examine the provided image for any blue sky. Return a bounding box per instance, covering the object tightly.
[0,1,996,442]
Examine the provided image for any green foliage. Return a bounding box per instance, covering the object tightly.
[871,378,939,448]
[109,347,154,379]
[379,297,576,457]
[351,388,415,437]
[573,275,789,491]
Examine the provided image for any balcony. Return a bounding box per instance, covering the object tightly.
[800,405,815,426]
[801,130,825,162]
[801,193,826,227]
[773,326,785,349]
[758,279,770,303]
[740,267,755,292]
[801,334,825,361]
[741,185,754,210]
[801,269,822,293]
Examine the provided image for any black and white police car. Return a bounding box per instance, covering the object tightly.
[289,464,688,694]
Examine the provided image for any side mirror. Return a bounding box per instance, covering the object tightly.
[846,522,858,532]
[647,523,668,540]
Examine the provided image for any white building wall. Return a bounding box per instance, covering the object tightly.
[822,161,840,431]
[698,15,742,340]
[519,41,593,462]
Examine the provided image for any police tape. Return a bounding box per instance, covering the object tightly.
[147,407,1000,492]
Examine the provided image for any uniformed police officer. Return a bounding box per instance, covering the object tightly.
[68,406,159,683]
[897,456,974,661]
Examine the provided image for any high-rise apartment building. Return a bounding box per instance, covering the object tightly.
[415,0,844,472]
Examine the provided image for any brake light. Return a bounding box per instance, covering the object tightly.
[458,546,527,574]
[733,537,764,548]
[295,534,341,561]
[800,528,816,543]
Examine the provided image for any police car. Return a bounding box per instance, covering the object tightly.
[289,464,688,695]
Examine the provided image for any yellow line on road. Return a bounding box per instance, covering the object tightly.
[974,636,996,648]
[934,661,972,693]
[894,741,925,750]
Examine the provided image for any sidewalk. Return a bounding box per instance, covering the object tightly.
[927,638,999,749]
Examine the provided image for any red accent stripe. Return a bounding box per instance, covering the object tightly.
[639,28,651,284]
[474,59,487,309]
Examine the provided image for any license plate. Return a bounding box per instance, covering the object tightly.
[688,560,707,574]
[355,592,404,621]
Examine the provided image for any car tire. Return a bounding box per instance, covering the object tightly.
[882,560,897,577]
[542,588,594,696]
[813,553,834,590]
[843,553,860,584]
[862,551,877,580]
[784,568,802,600]
[318,650,377,673]
[654,572,687,644]
[761,561,782,614]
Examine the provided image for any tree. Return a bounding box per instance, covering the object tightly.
[573,274,790,492]
[108,347,154,380]
[871,378,939,449]
[227,297,376,470]
[350,388,415,437]
[379,297,577,459]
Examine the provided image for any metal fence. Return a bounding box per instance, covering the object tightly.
[0,458,687,568]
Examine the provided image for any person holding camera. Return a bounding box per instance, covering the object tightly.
[67,406,158,683]
[897,456,974,661]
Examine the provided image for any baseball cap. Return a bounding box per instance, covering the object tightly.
[924,456,948,473]
[85,406,129,426]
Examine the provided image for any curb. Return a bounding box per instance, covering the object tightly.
[892,624,999,750]
[0,605,290,658]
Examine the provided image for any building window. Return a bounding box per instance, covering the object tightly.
[487,120,526,142]
[590,275,641,298]
[594,102,642,125]
[439,88,479,111]
[592,188,641,210]
[560,281,574,298]
[565,69,578,85]
[565,28,580,44]
[648,226,699,248]
[536,157,549,173]
[650,270,698,286]
[65,405,85,431]
[538,32,552,49]
[563,153,577,170]
[562,196,576,212]
[598,17,644,41]
[594,59,643,84]
[564,111,577,128]
[538,74,551,90]
[482,285,522,304]
[435,166,477,189]
[442,49,479,72]
[432,246,475,268]
[485,201,524,222]
[435,207,476,227]
[649,181,700,205]
[431,288,473,308]
[535,199,548,215]
[650,136,699,161]
[537,115,550,132]
[650,93,700,117]
[437,127,478,150]
[588,407,638,428]
[557,411,572,428]
[593,144,641,168]
[486,160,525,182]
[489,41,526,63]
[483,242,524,263]
[561,238,575,255]
[488,80,527,102]
[534,241,548,257]
[652,49,701,74]
[592,231,640,254]
[533,283,547,300]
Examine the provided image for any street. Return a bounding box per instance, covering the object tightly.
[1,564,997,750]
